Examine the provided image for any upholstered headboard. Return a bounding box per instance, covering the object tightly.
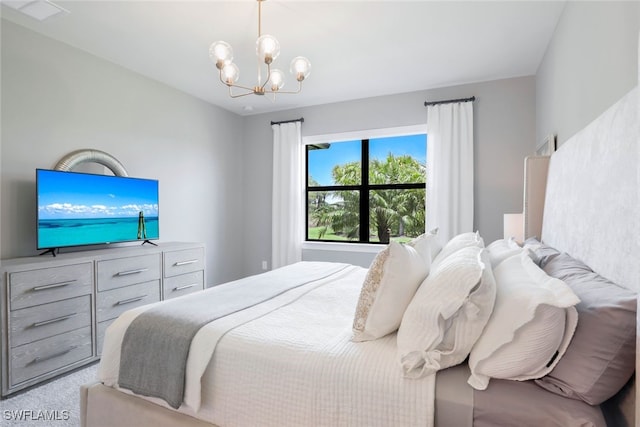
[539,85,639,426]
[540,86,639,293]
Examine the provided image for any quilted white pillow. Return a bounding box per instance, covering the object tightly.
[467,251,579,390]
[431,231,484,270]
[397,246,496,378]
[486,237,522,268]
[352,241,429,342]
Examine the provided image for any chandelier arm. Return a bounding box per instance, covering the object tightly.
[218,72,255,93]
[267,80,303,95]
[228,87,258,99]
[259,63,272,92]
[227,82,257,92]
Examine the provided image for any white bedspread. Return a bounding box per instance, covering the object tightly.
[99,261,436,426]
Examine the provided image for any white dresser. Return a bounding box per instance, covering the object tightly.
[0,241,205,397]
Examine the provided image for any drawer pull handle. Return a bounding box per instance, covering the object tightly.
[116,295,147,306]
[116,268,148,276]
[174,259,198,266]
[30,345,78,365]
[32,313,78,328]
[173,283,198,291]
[32,280,77,292]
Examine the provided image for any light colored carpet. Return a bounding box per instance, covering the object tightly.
[0,363,99,427]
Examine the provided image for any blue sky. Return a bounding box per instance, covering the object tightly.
[37,170,159,219]
[308,134,427,186]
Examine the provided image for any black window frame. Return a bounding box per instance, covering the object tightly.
[305,137,426,244]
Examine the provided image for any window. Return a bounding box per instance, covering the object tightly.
[306,131,426,244]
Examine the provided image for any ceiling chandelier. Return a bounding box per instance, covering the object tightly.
[209,0,311,99]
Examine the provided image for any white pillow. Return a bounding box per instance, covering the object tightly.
[486,237,522,268]
[406,228,442,268]
[467,251,579,390]
[397,246,496,378]
[431,231,484,270]
[352,241,429,342]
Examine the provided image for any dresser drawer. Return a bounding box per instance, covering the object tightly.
[163,271,204,300]
[10,295,92,348]
[97,254,161,291]
[96,280,160,323]
[10,326,92,386]
[9,262,92,310]
[164,248,204,278]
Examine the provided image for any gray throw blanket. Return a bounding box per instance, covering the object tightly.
[118,262,349,409]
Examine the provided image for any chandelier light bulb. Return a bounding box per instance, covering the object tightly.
[256,35,280,64]
[209,41,233,69]
[221,63,240,84]
[269,69,285,91]
[290,56,311,81]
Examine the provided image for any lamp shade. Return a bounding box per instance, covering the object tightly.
[256,34,280,64]
[221,63,239,84]
[269,69,285,91]
[290,56,311,81]
[209,41,233,68]
[503,213,524,243]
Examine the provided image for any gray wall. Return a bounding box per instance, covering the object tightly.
[241,76,535,274]
[536,1,639,146]
[1,20,245,286]
[8,1,633,281]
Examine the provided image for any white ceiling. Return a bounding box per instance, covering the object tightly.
[1,1,566,116]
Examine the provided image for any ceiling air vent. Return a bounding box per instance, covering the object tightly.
[2,0,69,21]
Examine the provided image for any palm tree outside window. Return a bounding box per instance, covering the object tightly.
[306,133,426,244]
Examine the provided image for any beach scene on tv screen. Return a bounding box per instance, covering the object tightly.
[37,171,159,249]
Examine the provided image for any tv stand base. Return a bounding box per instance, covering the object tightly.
[39,248,58,257]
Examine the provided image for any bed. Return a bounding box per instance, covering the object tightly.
[81,85,639,427]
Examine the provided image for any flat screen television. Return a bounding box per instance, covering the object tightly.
[36,169,159,253]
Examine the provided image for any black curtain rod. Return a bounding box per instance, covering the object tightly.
[271,117,305,125]
[424,96,475,107]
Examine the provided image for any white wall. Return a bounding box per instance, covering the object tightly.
[1,20,245,286]
[536,1,639,146]
[241,76,536,273]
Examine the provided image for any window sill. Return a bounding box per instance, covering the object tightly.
[302,241,386,253]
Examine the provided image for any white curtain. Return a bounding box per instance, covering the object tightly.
[271,121,303,269]
[426,101,474,242]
